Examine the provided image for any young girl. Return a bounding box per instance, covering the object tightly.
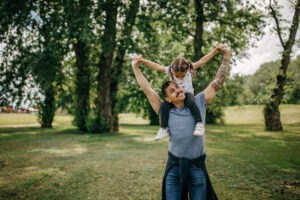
[135,44,225,139]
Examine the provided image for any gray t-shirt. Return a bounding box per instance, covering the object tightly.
[161,92,206,159]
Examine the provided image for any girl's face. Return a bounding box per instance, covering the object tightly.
[173,70,188,80]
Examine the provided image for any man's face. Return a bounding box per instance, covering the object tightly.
[165,82,185,103]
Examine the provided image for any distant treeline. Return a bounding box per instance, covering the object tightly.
[234,56,300,105]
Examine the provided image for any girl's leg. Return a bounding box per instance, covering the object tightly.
[160,101,174,128]
[184,93,202,123]
[184,93,204,136]
[155,101,174,140]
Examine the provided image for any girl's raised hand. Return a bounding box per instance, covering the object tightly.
[214,44,226,53]
[132,54,143,62]
[131,58,140,67]
[217,44,229,53]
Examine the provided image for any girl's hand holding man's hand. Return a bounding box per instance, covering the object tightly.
[131,54,143,67]
[215,43,229,53]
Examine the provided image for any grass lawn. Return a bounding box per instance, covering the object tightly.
[0,105,299,199]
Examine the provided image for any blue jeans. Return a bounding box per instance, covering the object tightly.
[165,164,206,200]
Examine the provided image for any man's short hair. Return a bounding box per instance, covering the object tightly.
[161,81,173,98]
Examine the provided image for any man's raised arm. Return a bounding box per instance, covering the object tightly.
[204,46,231,104]
[135,55,165,72]
[131,59,161,114]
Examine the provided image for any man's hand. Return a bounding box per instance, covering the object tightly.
[214,43,227,53]
[132,54,144,64]
[131,58,140,68]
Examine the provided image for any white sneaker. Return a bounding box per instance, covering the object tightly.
[194,122,205,136]
[155,128,169,140]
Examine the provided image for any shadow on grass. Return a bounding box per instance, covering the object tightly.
[0,127,43,134]
[0,124,156,147]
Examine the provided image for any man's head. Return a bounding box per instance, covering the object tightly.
[161,81,185,105]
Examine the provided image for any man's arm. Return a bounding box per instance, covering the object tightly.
[135,55,165,72]
[131,59,162,114]
[192,44,226,70]
[204,46,231,104]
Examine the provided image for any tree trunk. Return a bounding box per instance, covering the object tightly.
[264,0,300,131]
[194,0,204,61]
[65,0,92,132]
[111,0,139,131]
[194,0,216,123]
[37,2,62,129]
[40,85,55,128]
[74,40,90,131]
[264,102,282,130]
[96,1,118,133]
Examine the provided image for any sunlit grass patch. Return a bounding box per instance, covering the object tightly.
[0,113,38,126]
[224,104,300,125]
[119,113,149,125]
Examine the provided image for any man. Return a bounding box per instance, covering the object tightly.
[131,46,231,200]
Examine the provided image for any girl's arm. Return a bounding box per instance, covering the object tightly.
[135,55,165,72]
[192,44,226,70]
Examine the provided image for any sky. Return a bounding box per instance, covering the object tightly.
[232,27,300,76]
[231,0,300,76]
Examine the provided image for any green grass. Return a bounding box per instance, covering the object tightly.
[0,105,299,199]
[0,113,73,127]
[224,104,300,125]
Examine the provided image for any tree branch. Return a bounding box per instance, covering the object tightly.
[269,0,285,48]
[285,0,300,51]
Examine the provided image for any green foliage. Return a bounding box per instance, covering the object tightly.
[221,75,245,106]
[242,56,300,105]
[55,58,76,114]
[85,110,110,133]
[0,0,34,37]
[206,103,224,124]
[0,1,66,128]
[63,0,94,132]
[123,0,265,124]
[284,56,300,104]
[31,2,66,128]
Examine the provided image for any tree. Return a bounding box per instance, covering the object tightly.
[0,0,35,108]
[118,1,189,125]
[0,1,66,128]
[91,0,119,133]
[111,0,140,131]
[63,0,93,131]
[33,1,66,128]
[87,0,140,133]
[192,0,265,123]
[264,0,300,131]
[123,0,264,124]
